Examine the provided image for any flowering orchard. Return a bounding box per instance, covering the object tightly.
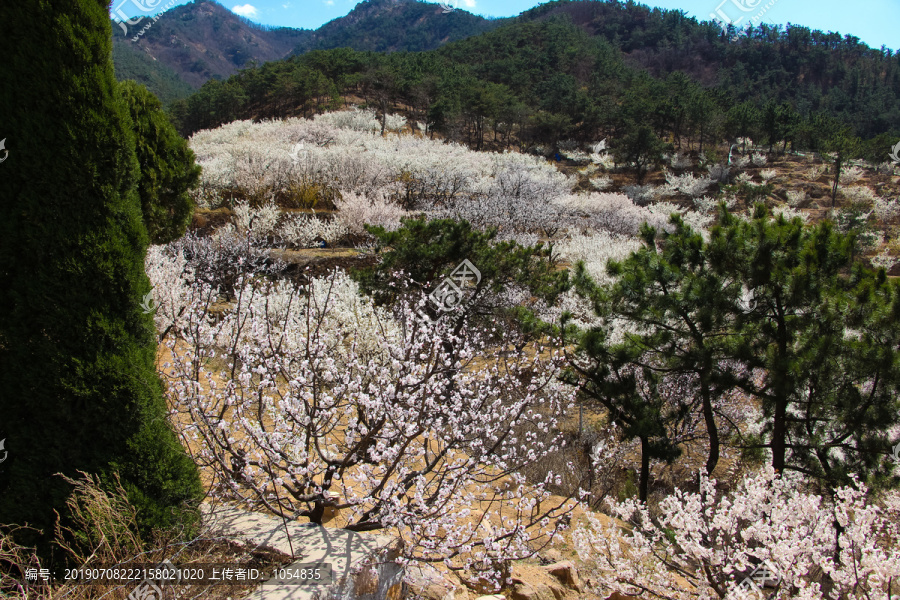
[187,107,723,243]
[152,245,578,581]
[138,107,900,594]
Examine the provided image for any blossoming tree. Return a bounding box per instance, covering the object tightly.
[155,252,577,580]
[574,467,900,600]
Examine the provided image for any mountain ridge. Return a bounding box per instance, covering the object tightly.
[112,0,500,103]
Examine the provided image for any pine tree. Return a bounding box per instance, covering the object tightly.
[570,206,900,496]
[573,216,738,480]
[0,0,201,559]
[709,206,900,489]
[613,123,668,184]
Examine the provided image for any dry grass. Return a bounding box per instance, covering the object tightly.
[0,473,292,600]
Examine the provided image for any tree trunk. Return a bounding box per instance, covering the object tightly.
[771,396,787,474]
[698,122,704,155]
[701,379,719,476]
[771,307,790,475]
[831,154,842,209]
[639,436,650,502]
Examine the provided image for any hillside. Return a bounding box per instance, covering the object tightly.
[112,0,308,94]
[295,0,507,54]
[522,1,900,138]
[168,1,900,159]
[111,0,502,104]
[112,37,198,104]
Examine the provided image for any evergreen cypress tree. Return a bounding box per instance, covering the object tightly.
[119,80,201,245]
[0,0,201,559]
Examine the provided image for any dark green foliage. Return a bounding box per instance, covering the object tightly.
[120,80,201,244]
[573,215,741,485]
[0,0,201,560]
[351,218,569,333]
[726,101,761,151]
[762,101,800,153]
[112,38,196,105]
[722,181,774,203]
[707,206,900,490]
[818,120,861,208]
[568,215,735,500]
[570,205,900,495]
[612,124,670,184]
[566,329,684,502]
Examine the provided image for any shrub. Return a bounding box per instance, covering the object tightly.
[120,81,201,244]
[334,190,408,236]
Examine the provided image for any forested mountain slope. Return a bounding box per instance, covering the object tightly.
[294,0,506,54]
[111,0,502,103]
[112,37,199,104]
[112,0,307,92]
[168,1,900,157]
[506,0,900,139]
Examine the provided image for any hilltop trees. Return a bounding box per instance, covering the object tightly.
[120,80,202,244]
[166,11,899,156]
[0,0,200,558]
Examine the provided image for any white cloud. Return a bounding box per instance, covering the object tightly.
[461,0,476,6]
[232,4,258,17]
[324,0,334,4]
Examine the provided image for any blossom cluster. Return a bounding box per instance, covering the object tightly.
[188,110,725,243]
[574,467,900,600]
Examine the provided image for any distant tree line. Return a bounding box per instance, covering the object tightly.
[167,3,899,163]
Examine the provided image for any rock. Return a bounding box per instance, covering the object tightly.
[509,565,568,600]
[542,561,582,592]
[475,596,505,600]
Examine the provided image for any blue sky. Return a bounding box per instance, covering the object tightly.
[110,0,899,51]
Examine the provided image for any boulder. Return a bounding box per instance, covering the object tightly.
[542,561,582,592]
[509,565,568,600]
